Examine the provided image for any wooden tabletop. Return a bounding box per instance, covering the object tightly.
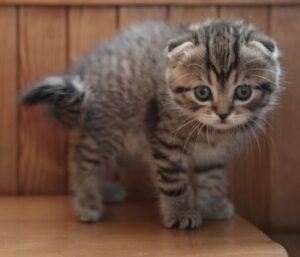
[0,196,287,257]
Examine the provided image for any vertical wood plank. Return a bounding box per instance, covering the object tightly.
[0,7,17,194]
[119,6,166,28]
[169,6,217,23]
[220,6,268,30]
[69,7,116,62]
[220,7,269,230]
[119,6,167,198]
[19,7,67,194]
[270,6,300,232]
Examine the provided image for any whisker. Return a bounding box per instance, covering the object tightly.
[183,120,201,151]
[250,122,262,161]
[253,118,277,154]
[186,63,207,73]
[172,117,197,144]
[250,74,277,84]
[241,68,278,75]
[239,57,265,70]
[196,122,205,143]
[172,72,199,84]
[206,125,213,148]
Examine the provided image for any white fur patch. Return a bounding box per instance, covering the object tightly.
[43,76,84,92]
[43,76,64,86]
[72,76,84,92]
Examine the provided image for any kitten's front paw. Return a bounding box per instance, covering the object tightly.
[163,209,202,229]
[198,197,234,220]
[73,196,103,223]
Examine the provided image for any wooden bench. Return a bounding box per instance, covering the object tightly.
[0,197,288,257]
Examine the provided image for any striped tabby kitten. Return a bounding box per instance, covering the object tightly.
[21,19,281,229]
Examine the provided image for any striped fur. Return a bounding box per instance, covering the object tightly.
[20,19,281,229]
[20,76,84,128]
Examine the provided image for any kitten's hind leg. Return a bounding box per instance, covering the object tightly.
[194,164,234,220]
[71,132,124,223]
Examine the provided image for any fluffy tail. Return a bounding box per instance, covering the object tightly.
[20,75,84,128]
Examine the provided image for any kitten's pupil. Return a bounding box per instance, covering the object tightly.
[235,85,252,101]
[195,86,212,101]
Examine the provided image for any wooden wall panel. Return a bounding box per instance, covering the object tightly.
[69,7,116,62]
[270,6,300,232]
[119,6,166,28]
[220,6,268,30]
[0,0,298,5]
[220,7,269,230]
[169,6,217,23]
[0,7,17,194]
[19,7,67,194]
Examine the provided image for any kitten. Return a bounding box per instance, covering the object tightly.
[20,19,281,229]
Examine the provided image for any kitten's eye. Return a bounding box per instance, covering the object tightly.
[194,86,212,101]
[235,85,252,101]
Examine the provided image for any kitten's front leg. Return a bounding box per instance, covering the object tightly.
[152,147,201,229]
[194,163,234,220]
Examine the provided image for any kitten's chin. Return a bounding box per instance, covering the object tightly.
[211,122,233,131]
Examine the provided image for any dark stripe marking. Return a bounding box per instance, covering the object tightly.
[159,184,187,197]
[77,154,101,166]
[76,143,98,154]
[157,170,185,183]
[174,87,192,94]
[194,163,225,174]
[157,165,186,174]
[154,136,185,153]
[255,83,274,94]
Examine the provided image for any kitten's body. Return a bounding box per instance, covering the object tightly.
[21,20,280,229]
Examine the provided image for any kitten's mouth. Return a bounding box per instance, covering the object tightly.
[197,117,253,132]
[212,122,233,130]
[209,119,256,132]
[197,121,234,132]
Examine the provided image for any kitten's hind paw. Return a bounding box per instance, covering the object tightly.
[102,180,127,204]
[199,197,235,220]
[74,197,103,223]
[164,209,202,229]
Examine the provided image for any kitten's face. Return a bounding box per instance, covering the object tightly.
[166,20,280,131]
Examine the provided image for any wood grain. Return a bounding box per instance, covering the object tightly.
[19,7,67,194]
[0,196,288,257]
[0,7,17,194]
[0,0,298,6]
[119,6,166,28]
[69,7,116,62]
[220,6,270,230]
[169,6,217,23]
[269,6,300,232]
[220,6,268,30]
[271,234,300,257]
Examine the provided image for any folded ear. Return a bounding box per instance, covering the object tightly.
[167,32,199,61]
[248,32,279,59]
[167,41,194,60]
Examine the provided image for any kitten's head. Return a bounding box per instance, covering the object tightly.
[166,19,281,131]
